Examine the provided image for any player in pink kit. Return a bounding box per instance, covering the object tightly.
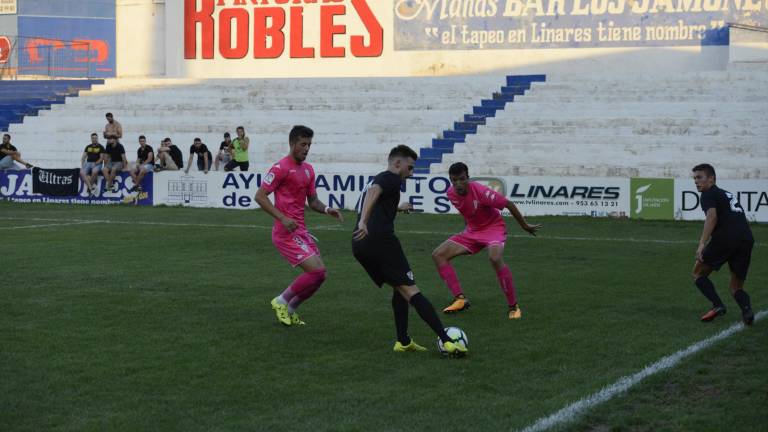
[433,162,541,319]
[255,125,343,326]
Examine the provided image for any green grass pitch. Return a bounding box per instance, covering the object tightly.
[1,202,765,431]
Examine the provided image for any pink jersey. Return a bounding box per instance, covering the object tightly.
[260,155,317,235]
[447,181,508,232]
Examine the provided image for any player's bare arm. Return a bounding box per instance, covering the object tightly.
[505,201,541,235]
[255,187,297,232]
[353,184,382,240]
[308,194,343,222]
[696,208,717,261]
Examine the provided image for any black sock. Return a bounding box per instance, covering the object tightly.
[409,293,450,343]
[733,289,752,311]
[695,276,724,308]
[392,291,410,345]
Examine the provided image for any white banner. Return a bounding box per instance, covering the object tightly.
[0,0,16,15]
[152,171,631,218]
[674,179,768,222]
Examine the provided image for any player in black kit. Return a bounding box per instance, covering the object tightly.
[692,164,755,325]
[352,145,467,356]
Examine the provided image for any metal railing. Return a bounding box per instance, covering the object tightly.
[1,35,96,80]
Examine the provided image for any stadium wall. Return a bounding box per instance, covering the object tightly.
[3,170,767,221]
[112,0,767,78]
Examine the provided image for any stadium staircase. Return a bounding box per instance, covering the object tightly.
[0,80,103,132]
[414,74,545,174]
[432,63,768,179]
[7,75,508,172]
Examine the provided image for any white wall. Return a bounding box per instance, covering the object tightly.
[116,0,165,77]
[730,25,768,63]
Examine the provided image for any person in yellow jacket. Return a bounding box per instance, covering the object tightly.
[224,126,250,172]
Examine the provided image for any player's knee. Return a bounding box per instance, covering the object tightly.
[310,268,327,283]
[431,249,444,263]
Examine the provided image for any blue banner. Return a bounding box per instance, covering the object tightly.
[0,170,152,206]
[19,0,115,18]
[394,0,767,50]
[18,16,116,77]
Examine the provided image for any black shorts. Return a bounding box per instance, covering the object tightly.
[701,237,754,280]
[224,160,249,172]
[352,235,415,288]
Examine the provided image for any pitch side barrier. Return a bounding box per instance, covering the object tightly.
[151,172,767,222]
[2,170,766,221]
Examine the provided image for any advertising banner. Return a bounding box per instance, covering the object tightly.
[32,168,79,196]
[1,170,152,205]
[630,177,674,220]
[153,171,631,217]
[183,0,384,61]
[17,16,116,78]
[0,0,15,15]
[394,0,767,50]
[674,179,768,222]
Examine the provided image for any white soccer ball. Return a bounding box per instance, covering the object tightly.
[437,326,469,355]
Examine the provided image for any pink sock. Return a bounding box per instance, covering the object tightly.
[438,264,463,297]
[497,266,518,306]
[287,269,326,312]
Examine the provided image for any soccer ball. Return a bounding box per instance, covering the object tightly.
[437,326,469,355]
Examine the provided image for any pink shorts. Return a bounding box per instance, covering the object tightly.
[272,228,320,267]
[448,228,506,255]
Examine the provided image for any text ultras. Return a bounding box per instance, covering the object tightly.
[185,0,383,59]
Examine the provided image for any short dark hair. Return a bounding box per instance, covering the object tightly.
[693,163,716,180]
[194,137,202,143]
[224,132,231,137]
[3,133,10,140]
[164,137,171,143]
[289,125,314,144]
[90,133,98,137]
[105,112,113,118]
[236,126,245,132]
[138,135,146,140]
[388,145,418,161]
[449,162,468,177]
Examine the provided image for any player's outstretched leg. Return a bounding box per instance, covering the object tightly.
[397,285,467,356]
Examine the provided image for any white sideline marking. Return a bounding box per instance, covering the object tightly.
[518,310,767,432]
[0,221,98,230]
[0,216,762,246]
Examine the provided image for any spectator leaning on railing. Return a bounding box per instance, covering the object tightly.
[0,134,34,170]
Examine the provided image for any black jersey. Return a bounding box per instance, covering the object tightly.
[137,145,154,164]
[355,170,402,237]
[700,185,753,242]
[83,143,105,163]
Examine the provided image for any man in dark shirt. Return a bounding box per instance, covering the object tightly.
[102,137,128,193]
[185,137,211,174]
[352,145,467,356]
[155,137,183,171]
[80,133,105,195]
[129,135,154,192]
[692,163,755,325]
[0,133,33,170]
[215,132,232,171]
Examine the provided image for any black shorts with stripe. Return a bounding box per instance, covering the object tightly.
[701,237,754,280]
[352,235,415,288]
